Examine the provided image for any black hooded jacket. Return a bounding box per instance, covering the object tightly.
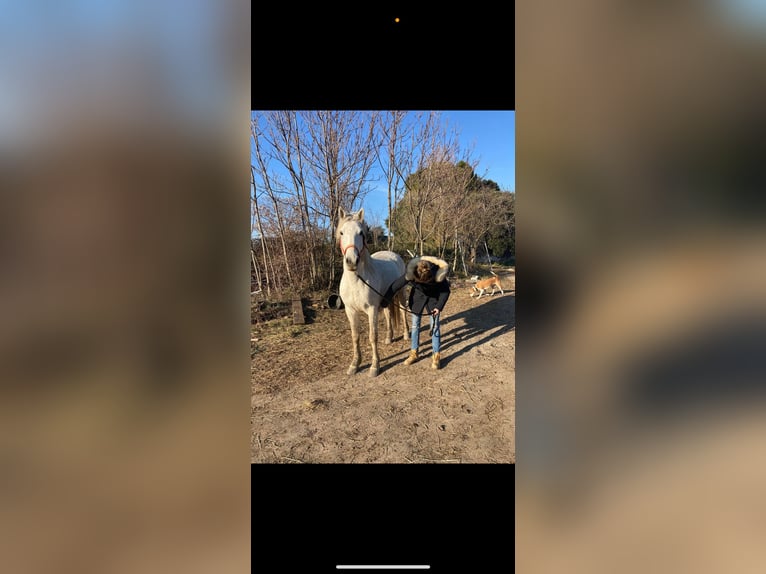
[382,256,451,315]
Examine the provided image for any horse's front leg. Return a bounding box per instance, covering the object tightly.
[345,309,361,375]
[367,306,380,377]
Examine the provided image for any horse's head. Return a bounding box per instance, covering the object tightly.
[337,207,368,271]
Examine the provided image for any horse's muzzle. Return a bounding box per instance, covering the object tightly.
[344,254,358,270]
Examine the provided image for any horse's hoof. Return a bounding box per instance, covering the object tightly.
[368,367,379,378]
[347,366,357,375]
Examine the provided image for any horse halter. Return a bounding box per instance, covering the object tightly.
[339,228,366,258]
[341,240,366,257]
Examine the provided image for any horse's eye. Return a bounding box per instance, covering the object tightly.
[340,231,343,235]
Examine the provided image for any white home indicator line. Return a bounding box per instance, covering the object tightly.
[336,567,430,570]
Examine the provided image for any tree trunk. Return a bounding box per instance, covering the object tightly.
[251,167,273,296]
[484,240,494,272]
[452,229,459,273]
[460,242,469,277]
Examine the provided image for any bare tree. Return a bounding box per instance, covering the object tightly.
[263,111,319,284]
[458,186,510,266]
[251,166,274,296]
[251,110,383,291]
[389,112,478,256]
[300,110,380,287]
[431,160,478,258]
[388,111,441,255]
[251,115,294,286]
[376,110,410,250]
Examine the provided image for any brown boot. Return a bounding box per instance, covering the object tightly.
[431,352,441,370]
[403,349,418,365]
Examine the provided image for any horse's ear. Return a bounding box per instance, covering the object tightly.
[355,208,364,221]
[338,207,347,220]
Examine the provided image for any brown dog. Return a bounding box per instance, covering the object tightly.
[470,275,504,298]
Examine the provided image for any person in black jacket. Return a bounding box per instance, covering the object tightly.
[381,256,450,370]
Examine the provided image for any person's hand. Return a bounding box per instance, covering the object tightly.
[432,308,440,316]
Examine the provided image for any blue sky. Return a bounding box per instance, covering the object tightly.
[442,110,515,191]
[363,110,516,228]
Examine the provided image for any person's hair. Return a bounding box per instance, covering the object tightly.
[414,260,435,283]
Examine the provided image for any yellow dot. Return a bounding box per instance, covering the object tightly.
[394,17,400,23]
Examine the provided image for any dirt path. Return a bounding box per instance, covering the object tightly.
[251,270,515,463]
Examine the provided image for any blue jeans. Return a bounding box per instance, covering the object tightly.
[411,312,440,354]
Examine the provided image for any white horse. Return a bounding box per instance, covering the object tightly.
[337,207,409,377]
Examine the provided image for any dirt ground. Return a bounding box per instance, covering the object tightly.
[251,269,515,463]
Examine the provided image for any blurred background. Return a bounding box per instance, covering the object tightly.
[5,0,766,571]
[0,1,250,572]
[517,1,766,572]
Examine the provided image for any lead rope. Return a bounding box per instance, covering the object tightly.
[354,272,437,338]
[340,238,437,333]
